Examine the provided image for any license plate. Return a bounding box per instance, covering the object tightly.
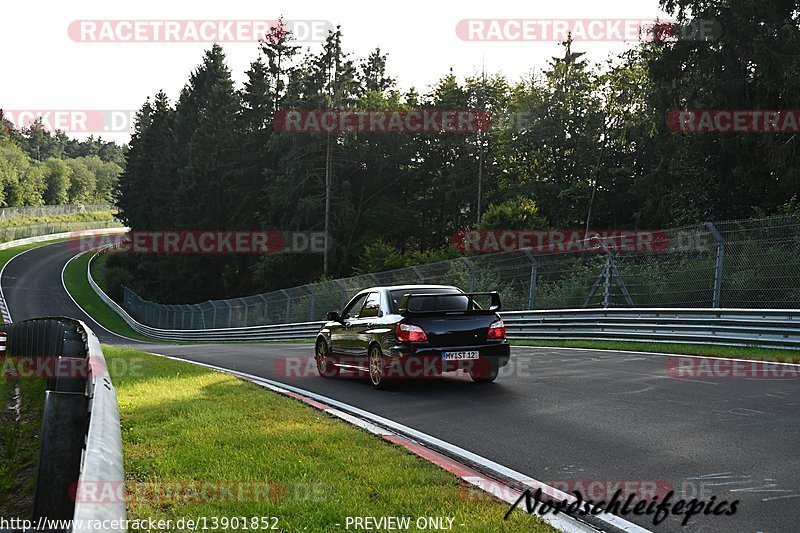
[442,350,480,361]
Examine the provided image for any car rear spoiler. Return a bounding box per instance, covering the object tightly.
[398,291,502,316]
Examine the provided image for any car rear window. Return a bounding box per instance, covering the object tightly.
[390,289,467,312]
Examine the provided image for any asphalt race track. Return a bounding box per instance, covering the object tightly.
[4,240,800,532]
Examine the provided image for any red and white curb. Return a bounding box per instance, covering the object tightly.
[0,296,11,324]
[148,352,650,533]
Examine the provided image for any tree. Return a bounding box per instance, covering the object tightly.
[635,0,800,223]
[42,158,71,204]
[360,48,395,93]
[0,142,45,206]
[80,155,122,203]
[65,158,95,203]
[17,118,63,161]
[477,198,547,230]
[494,37,604,228]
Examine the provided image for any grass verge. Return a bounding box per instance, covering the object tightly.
[107,347,554,532]
[0,369,46,517]
[512,338,800,362]
[62,252,154,342]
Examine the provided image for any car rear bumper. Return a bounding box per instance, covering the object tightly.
[384,342,510,377]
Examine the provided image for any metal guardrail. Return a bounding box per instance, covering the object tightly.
[86,250,800,348]
[501,308,800,349]
[118,214,800,328]
[0,318,125,532]
[72,319,126,533]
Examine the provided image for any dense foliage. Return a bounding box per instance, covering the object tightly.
[0,115,125,206]
[114,2,800,303]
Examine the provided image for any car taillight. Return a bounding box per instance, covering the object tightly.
[396,322,428,342]
[487,319,506,339]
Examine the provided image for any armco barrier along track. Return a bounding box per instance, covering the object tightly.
[86,250,800,348]
[0,318,125,533]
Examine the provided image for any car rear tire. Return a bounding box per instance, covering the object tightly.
[315,340,339,378]
[469,359,499,383]
[368,345,388,389]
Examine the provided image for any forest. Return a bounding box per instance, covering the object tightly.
[107,0,800,302]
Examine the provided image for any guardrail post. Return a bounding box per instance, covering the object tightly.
[704,222,725,308]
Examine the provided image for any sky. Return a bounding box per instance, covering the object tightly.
[1,0,670,142]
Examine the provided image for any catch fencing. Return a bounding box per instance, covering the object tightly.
[0,204,120,243]
[118,214,800,329]
[0,204,113,221]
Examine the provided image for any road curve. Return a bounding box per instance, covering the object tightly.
[1,242,129,343]
[3,240,799,532]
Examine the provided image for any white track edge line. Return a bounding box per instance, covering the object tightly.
[61,251,145,344]
[517,344,800,367]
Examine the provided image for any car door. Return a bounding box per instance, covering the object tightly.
[329,292,367,359]
[350,292,382,366]
[338,292,378,358]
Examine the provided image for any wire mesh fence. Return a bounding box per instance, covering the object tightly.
[0,219,124,243]
[0,204,113,221]
[119,213,800,329]
[0,204,120,243]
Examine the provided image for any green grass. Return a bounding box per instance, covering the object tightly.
[513,338,800,362]
[89,252,114,297]
[0,367,47,517]
[62,252,154,342]
[106,347,553,532]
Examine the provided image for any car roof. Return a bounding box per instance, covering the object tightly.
[371,284,462,292]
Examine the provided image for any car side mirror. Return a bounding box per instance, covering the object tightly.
[326,311,341,322]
